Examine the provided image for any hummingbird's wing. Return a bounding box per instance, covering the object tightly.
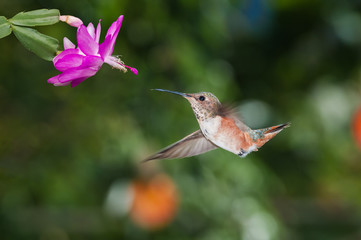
[218,104,251,132]
[143,130,218,162]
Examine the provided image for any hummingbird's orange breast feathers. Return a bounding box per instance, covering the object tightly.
[212,116,255,154]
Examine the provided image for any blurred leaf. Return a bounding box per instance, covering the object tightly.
[9,9,59,27]
[0,16,11,39]
[12,25,58,61]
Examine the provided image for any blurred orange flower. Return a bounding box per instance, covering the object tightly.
[129,173,178,230]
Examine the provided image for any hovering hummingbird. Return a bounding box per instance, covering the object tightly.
[143,89,290,162]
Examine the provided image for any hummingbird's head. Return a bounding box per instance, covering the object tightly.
[153,89,221,121]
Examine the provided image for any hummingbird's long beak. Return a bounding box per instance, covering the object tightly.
[152,89,191,98]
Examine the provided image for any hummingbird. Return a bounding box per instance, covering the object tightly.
[143,89,290,162]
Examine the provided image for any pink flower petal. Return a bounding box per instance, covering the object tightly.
[95,20,101,43]
[87,23,95,39]
[99,15,123,57]
[48,75,70,86]
[53,49,80,65]
[82,55,104,68]
[59,68,98,83]
[70,77,88,87]
[106,15,123,38]
[48,74,70,86]
[54,54,84,71]
[77,25,99,55]
[48,75,61,84]
[99,35,113,59]
[55,81,71,86]
[58,56,103,83]
[63,37,75,50]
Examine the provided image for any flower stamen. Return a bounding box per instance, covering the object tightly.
[116,59,138,75]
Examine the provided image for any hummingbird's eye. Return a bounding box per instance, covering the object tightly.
[199,96,205,101]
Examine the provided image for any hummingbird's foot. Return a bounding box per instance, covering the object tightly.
[238,149,246,157]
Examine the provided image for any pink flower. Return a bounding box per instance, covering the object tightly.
[48,15,138,87]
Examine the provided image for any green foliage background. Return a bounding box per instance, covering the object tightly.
[1,0,361,239]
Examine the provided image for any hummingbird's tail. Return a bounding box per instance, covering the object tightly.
[251,122,290,149]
